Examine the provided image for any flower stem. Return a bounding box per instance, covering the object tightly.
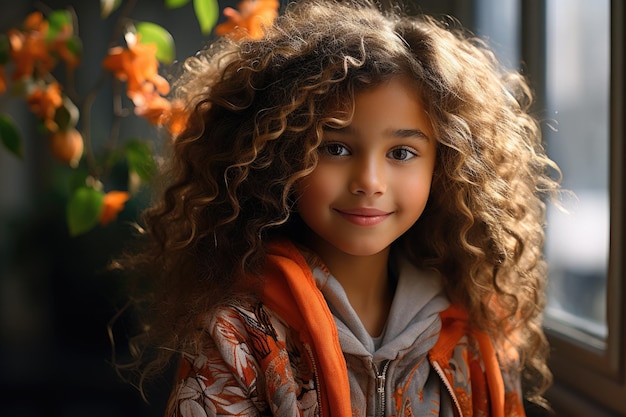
[78,0,139,179]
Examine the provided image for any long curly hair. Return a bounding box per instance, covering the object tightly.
[119,0,559,407]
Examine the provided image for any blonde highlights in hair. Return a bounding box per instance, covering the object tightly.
[120,0,559,406]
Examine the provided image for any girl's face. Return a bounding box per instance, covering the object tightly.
[296,76,437,259]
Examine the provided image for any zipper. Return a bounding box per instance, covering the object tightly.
[372,359,390,417]
[304,343,324,416]
[431,360,463,417]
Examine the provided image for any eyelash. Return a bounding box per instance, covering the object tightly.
[319,143,350,157]
[388,146,418,161]
[318,142,419,161]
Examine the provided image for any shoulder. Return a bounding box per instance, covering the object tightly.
[430,304,525,416]
[203,293,283,343]
[432,304,506,369]
[182,293,296,390]
[169,294,289,416]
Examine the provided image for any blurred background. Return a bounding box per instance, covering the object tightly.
[0,1,230,415]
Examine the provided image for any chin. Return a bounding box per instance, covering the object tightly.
[335,241,391,258]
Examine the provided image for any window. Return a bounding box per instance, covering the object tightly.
[475,0,520,68]
[538,0,626,415]
[478,0,625,415]
[543,0,610,348]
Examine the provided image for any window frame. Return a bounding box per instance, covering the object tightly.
[521,0,626,415]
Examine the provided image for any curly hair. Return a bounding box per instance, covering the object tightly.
[119,0,560,407]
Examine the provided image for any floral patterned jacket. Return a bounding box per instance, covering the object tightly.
[166,239,526,417]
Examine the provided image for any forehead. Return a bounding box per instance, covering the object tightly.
[324,72,423,107]
[323,76,433,134]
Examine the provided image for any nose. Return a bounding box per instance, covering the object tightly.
[349,155,386,196]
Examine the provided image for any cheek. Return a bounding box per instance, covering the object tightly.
[297,167,339,206]
[394,170,434,209]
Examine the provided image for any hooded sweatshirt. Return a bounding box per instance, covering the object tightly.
[167,239,526,417]
[311,251,453,416]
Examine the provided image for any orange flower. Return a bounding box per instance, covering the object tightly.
[167,100,188,135]
[52,38,80,69]
[8,12,54,79]
[215,0,279,40]
[23,11,47,32]
[102,39,170,105]
[27,82,63,131]
[99,191,130,225]
[50,24,81,70]
[9,30,54,80]
[134,94,171,126]
[134,95,188,135]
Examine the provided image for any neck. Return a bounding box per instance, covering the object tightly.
[306,238,394,336]
[326,250,390,298]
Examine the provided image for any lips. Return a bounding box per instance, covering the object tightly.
[334,208,392,226]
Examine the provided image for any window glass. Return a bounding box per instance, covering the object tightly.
[475,0,520,68]
[544,0,610,345]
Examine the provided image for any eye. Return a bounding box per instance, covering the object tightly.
[388,146,418,161]
[320,142,351,157]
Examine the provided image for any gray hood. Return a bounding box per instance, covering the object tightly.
[311,253,454,417]
[313,255,450,359]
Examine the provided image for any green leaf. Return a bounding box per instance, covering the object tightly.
[126,140,157,182]
[0,114,24,159]
[136,21,175,64]
[0,34,9,65]
[54,106,72,132]
[100,0,123,18]
[54,97,80,131]
[67,186,104,236]
[65,35,83,58]
[193,0,219,34]
[46,10,73,42]
[68,170,90,193]
[165,0,191,8]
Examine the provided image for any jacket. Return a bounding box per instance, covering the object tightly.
[167,239,526,417]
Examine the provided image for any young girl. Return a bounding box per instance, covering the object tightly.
[121,0,560,415]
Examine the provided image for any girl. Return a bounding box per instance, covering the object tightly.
[121,0,560,415]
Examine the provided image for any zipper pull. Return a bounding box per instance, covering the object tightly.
[376,367,386,394]
[373,360,390,417]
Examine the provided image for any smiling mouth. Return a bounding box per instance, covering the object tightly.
[334,208,392,226]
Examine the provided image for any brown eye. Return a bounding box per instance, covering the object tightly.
[320,143,350,157]
[388,146,417,161]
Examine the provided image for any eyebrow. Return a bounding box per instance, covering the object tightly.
[393,128,430,141]
[324,126,431,142]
